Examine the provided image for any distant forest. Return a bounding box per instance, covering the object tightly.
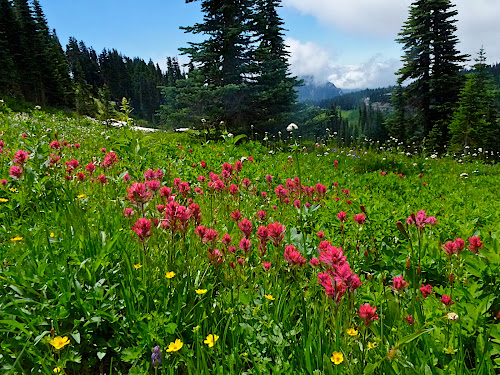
[1,0,499,151]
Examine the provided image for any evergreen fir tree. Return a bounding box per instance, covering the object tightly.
[251,0,299,133]
[12,0,44,102]
[449,48,500,153]
[0,0,18,94]
[395,0,467,147]
[180,0,254,130]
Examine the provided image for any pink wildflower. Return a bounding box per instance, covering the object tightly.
[420,284,432,298]
[441,294,454,306]
[393,275,408,292]
[468,236,483,254]
[123,208,135,217]
[267,222,285,247]
[49,141,61,149]
[358,303,379,326]
[238,218,253,238]
[13,150,29,165]
[353,214,366,225]
[239,237,252,253]
[443,241,458,257]
[283,244,307,266]
[337,211,347,222]
[127,182,152,204]
[131,218,152,241]
[9,165,23,179]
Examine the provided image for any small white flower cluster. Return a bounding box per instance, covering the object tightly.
[286,123,298,132]
[447,312,459,321]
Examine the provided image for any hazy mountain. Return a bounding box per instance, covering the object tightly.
[296,77,342,102]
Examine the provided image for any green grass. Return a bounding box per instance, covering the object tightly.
[0,108,499,374]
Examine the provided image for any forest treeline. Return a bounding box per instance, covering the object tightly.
[0,0,183,123]
[0,0,499,152]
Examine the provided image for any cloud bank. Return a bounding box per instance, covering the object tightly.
[284,0,500,64]
[285,38,401,89]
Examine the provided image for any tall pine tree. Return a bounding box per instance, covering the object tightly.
[449,48,500,153]
[395,0,467,147]
[180,0,253,131]
[250,0,299,133]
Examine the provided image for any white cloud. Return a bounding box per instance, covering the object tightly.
[285,38,401,89]
[328,56,401,89]
[283,0,409,36]
[284,0,500,63]
[285,38,333,84]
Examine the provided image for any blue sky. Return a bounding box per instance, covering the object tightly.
[38,0,500,89]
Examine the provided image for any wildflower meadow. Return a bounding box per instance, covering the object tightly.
[1,108,499,374]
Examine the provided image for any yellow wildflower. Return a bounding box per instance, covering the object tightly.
[53,368,61,373]
[166,339,183,352]
[368,342,376,349]
[346,328,358,336]
[134,264,142,269]
[10,236,23,242]
[264,294,275,301]
[331,351,344,365]
[204,334,219,348]
[9,188,17,192]
[50,232,55,238]
[195,289,207,295]
[0,198,8,202]
[50,336,70,350]
[165,271,176,279]
[77,194,85,198]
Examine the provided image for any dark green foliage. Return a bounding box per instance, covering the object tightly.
[170,0,298,134]
[250,0,299,133]
[449,49,500,153]
[318,87,394,110]
[66,39,170,122]
[393,0,467,147]
[0,0,72,106]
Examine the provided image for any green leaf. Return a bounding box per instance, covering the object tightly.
[121,347,144,363]
[71,331,81,344]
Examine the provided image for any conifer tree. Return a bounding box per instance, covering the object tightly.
[395,0,467,147]
[449,49,500,153]
[0,0,17,94]
[251,0,298,132]
[13,0,44,102]
[180,0,254,130]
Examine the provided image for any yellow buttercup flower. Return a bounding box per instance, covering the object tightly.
[10,236,23,242]
[204,334,219,348]
[166,339,183,352]
[50,232,55,238]
[9,188,17,192]
[346,328,358,336]
[165,271,176,279]
[368,342,376,349]
[264,294,275,301]
[0,198,8,202]
[195,289,207,295]
[77,194,85,198]
[331,351,344,365]
[134,264,142,269]
[50,336,70,350]
[53,367,61,373]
